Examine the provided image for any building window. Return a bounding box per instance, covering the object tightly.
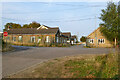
[31,36,35,43]
[18,36,22,42]
[89,39,94,43]
[98,39,105,43]
[38,37,41,43]
[64,39,65,43]
[13,37,16,42]
[56,36,59,43]
[46,36,50,42]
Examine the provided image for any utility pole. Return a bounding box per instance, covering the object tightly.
[77,32,79,42]
[95,16,97,47]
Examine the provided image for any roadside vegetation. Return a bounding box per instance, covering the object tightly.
[2,40,14,52]
[80,36,87,42]
[11,43,71,47]
[8,52,118,78]
[100,2,120,47]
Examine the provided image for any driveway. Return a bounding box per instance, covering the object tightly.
[2,45,115,77]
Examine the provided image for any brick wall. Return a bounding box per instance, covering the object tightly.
[3,34,56,46]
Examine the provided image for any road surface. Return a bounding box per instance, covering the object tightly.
[2,45,115,77]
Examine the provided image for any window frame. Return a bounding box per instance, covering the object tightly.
[89,39,94,43]
[13,37,16,42]
[46,36,50,43]
[18,36,22,42]
[37,36,41,43]
[98,39,105,44]
[31,36,35,43]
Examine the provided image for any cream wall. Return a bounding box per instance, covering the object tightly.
[86,27,113,48]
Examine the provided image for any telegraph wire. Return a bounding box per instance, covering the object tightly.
[2,13,99,21]
[2,14,100,22]
[2,17,99,23]
[38,2,106,7]
[3,3,106,14]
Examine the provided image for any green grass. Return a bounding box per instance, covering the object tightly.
[8,53,119,78]
[64,53,118,78]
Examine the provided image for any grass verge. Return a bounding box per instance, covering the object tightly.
[2,41,15,52]
[7,53,118,78]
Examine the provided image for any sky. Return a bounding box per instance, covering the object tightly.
[1,1,119,41]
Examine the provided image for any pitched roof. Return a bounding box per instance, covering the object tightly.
[42,25,50,28]
[37,25,50,30]
[7,27,59,34]
[87,26,101,38]
[71,35,77,39]
[61,32,71,38]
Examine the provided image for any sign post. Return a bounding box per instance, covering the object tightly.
[3,32,8,51]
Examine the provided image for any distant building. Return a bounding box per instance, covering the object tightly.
[3,25,74,46]
[86,27,113,48]
[60,33,68,43]
[71,35,77,44]
[3,25,61,46]
[61,32,71,44]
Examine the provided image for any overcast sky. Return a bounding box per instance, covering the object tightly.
[1,1,119,40]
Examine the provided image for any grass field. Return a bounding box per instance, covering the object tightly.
[8,52,119,78]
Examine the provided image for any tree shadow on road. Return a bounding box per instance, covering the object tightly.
[2,45,33,55]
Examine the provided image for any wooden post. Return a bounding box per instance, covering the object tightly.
[6,36,7,51]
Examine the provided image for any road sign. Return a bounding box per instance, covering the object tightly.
[3,32,8,37]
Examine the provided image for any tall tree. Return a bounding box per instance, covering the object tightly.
[99,2,119,47]
[4,23,13,31]
[29,21,41,28]
[118,1,120,47]
[4,22,22,31]
[22,24,29,28]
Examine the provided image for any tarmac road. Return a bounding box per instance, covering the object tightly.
[2,45,115,77]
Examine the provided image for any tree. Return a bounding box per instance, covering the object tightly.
[80,36,87,42]
[118,1,120,47]
[4,21,41,30]
[22,24,29,28]
[99,2,119,47]
[29,21,41,28]
[4,22,22,31]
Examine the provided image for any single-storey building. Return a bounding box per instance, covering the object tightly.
[86,26,113,48]
[71,35,77,44]
[3,25,61,46]
[61,32,71,44]
[60,33,68,43]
